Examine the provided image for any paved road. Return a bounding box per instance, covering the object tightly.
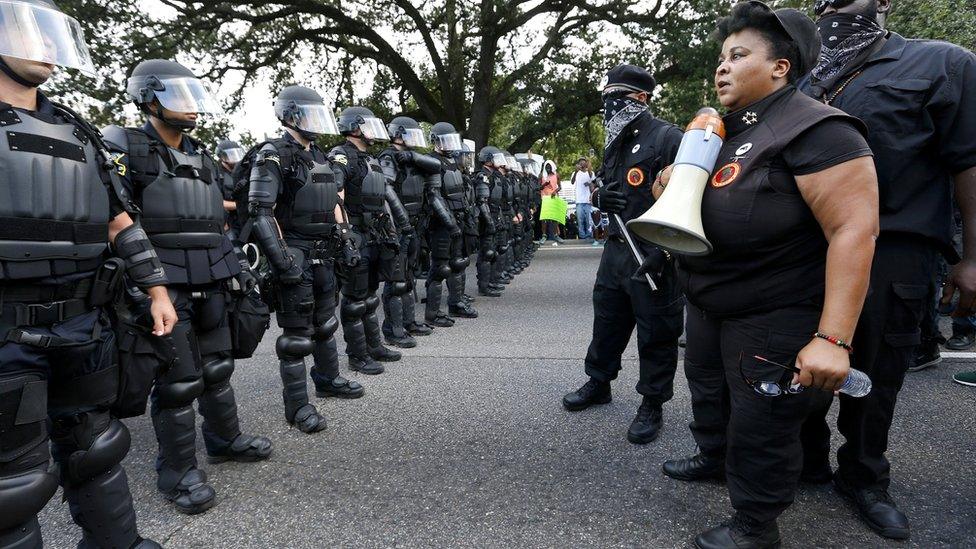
[41,243,976,547]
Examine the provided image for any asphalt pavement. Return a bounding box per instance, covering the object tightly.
[40,241,976,548]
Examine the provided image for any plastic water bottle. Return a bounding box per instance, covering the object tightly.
[839,368,872,397]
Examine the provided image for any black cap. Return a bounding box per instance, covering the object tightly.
[603,64,656,95]
[746,1,821,76]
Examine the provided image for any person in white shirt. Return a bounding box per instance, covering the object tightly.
[572,158,597,242]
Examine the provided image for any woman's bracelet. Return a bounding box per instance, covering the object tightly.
[813,332,853,353]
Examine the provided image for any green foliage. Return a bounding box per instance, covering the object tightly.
[888,0,976,45]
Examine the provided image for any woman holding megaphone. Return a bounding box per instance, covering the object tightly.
[648,2,879,548]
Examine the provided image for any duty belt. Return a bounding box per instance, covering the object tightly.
[141,218,223,234]
[0,280,97,348]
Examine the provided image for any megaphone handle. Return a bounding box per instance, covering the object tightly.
[613,212,658,292]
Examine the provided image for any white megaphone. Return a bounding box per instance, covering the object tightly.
[626,107,725,256]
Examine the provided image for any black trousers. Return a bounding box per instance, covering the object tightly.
[583,238,683,403]
[685,300,832,523]
[801,236,937,490]
[276,252,340,382]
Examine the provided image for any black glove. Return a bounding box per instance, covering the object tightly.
[342,243,361,268]
[233,268,259,294]
[593,182,627,214]
[634,249,670,281]
[395,150,414,165]
[278,260,303,285]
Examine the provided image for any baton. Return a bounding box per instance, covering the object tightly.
[594,178,658,291]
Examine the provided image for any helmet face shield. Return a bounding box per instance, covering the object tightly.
[433,132,463,152]
[219,147,245,163]
[399,127,427,148]
[289,103,338,136]
[0,0,95,75]
[143,76,222,114]
[359,116,390,141]
[505,155,520,172]
[460,139,475,173]
[491,152,507,168]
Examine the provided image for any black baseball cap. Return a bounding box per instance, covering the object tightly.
[603,64,656,95]
[746,0,821,76]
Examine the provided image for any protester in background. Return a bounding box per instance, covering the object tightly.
[572,157,596,240]
[538,161,563,244]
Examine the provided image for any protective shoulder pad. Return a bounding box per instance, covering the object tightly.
[100,124,129,153]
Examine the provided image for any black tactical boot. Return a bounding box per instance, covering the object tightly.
[405,321,434,336]
[695,515,781,549]
[315,375,365,399]
[385,332,418,348]
[207,433,273,463]
[449,302,479,318]
[627,397,663,444]
[479,286,503,297]
[662,453,725,482]
[562,378,611,411]
[161,468,216,515]
[350,354,385,375]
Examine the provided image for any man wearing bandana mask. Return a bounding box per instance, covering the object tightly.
[561,64,685,446]
[799,0,976,540]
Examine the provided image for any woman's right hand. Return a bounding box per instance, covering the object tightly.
[652,164,674,200]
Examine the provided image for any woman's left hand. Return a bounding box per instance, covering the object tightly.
[794,337,850,392]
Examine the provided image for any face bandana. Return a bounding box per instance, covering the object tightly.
[811,12,886,88]
[603,95,647,151]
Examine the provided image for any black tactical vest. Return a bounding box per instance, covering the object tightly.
[0,106,109,281]
[123,129,237,285]
[679,87,864,316]
[486,170,503,213]
[341,145,387,217]
[282,152,340,242]
[440,162,467,212]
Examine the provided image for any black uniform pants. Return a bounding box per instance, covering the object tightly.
[801,236,937,490]
[147,285,242,491]
[685,300,832,523]
[583,238,683,403]
[276,251,340,383]
[0,308,142,548]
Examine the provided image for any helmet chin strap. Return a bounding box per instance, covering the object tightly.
[285,122,319,142]
[143,103,197,132]
[0,57,44,88]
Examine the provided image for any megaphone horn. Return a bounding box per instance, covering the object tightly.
[626,107,725,256]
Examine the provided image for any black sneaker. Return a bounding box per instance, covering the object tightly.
[945,327,976,351]
[834,474,910,540]
[908,340,941,372]
[315,375,365,399]
[562,378,611,411]
[627,397,662,444]
[695,515,781,549]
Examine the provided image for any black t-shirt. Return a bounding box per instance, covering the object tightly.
[679,87,872,316]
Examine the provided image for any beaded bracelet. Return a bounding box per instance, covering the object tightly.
[813,332,853,353]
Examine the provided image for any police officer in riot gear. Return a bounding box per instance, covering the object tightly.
[495,154,517,284]
[105,58,272,515]
[216,139,245,240]
[245,85,365,435]
[479,147,513,290]
[428,122,478,320]
[0,2,177,545]
[561,64,684,446]
[474,147,502,297]
[331,106,406,373]
[456,139,481,305]
[379,117,441,346]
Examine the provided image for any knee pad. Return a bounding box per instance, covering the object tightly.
[155,377,205,408]
[485,249,497,262]
[364,295,381,314]
[392,281,411,296]
[275,334,313,359]
[449,256,470,272]
[0,465,59,530]
[202,357,235,386]
[341,299,366,320]
[432,263,451,281]
[313,316,340,341]
[65,418,130,485]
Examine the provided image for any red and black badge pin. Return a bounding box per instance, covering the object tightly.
[626,167,645,187]
[711,162,740,188]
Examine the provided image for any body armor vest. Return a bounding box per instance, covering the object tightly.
[398,170,426,220]
[343,147,387,216]
[441,168,467,212]
[487,172,503,213]
[282,156,339,241]
[125,130,237,285]
[0,107,109,281]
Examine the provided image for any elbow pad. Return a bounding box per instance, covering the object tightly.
[114,223,169,289]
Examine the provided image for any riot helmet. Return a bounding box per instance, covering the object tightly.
[216,139,245,165]
[430,121,463,153]
[0,0,95,86]
[273,85,338,141]
[126,59,220,129]
[387,116,427,148]
[459,138,476,174]
[337,106,389,144]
